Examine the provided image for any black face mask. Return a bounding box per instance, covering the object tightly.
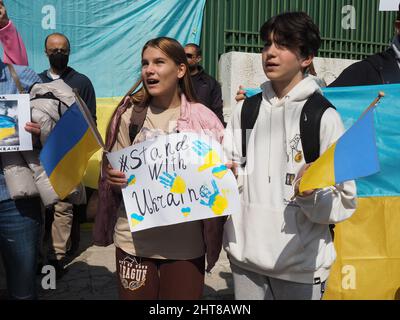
[49,53,69,71]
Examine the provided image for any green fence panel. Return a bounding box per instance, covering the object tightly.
[201,0,397,78]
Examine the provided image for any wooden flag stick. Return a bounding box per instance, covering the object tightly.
[73,89,106,149]
[358,91,385,120]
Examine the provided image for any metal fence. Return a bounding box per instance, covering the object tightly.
[201,0,398,78]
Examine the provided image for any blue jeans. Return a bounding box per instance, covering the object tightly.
[0,198,42,300]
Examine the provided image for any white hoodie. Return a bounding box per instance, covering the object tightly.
[223,76,357,284]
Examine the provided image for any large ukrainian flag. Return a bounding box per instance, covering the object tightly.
[40,101,102,199]
[321,84,400,300]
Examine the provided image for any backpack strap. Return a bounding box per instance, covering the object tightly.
[300,91,335,163]
[129,102,148,144]
[240,92,262,167]
[6,64,26,94]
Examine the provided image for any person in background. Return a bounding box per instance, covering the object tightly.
[39,33,96,120]
[184,43,225,126]
[329,3,400,87]
[0,0,28,66]
[0,0,43,299]
[38,33,97,275]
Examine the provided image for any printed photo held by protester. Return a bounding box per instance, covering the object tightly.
[0,0,43,300]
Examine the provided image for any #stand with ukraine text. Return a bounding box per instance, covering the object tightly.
[107,132,240,233]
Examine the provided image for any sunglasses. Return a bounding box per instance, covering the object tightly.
[186,53,195,59]
[47,48,70,55]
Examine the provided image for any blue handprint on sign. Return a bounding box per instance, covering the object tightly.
[192,140,222,172]
[200,180,228,215]
[159,172,186,194]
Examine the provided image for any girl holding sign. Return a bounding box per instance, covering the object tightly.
[95,37,225,300]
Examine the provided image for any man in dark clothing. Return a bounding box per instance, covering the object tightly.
[330,5,400,87]
[39,33,97,273]
[184,43,225,126]
[39,33,97,122]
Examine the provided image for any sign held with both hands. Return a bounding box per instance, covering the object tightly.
[107,132,240,233]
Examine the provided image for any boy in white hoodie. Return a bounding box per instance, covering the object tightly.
[223,12,357,300]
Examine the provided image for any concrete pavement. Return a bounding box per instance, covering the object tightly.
[36,225,234,300]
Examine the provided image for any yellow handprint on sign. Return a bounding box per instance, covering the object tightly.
[159,172,186,194]
[192,140,222,172]
[200,180,228,216]
[210,193,228,215]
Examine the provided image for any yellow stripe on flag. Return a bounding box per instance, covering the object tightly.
[324,197,400,300]
[49,129,100,199]
[299,143,336,193]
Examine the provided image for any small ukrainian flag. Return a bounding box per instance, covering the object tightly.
[40,93,103,199]
[299,95,381,193]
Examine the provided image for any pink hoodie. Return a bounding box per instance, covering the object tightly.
[177,93,224,142]
[0,20,28,65]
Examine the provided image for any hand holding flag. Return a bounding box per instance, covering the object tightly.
[296,92,383,196]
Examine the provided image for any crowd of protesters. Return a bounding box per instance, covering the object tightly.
[1,1,399,300]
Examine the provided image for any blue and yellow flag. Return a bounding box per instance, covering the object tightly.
[40,100,102,199]
[321,84,400,300]
[299,100,380,193]
[0,115,16,140]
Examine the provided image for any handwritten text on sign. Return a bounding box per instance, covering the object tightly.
[107,133,239,232]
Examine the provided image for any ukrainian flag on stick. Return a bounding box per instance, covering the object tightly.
[40,90,104,199]
[299,92,382,193]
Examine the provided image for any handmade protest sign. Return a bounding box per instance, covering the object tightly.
[107,132,239,233]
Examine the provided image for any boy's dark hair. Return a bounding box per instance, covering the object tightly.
[185,43,202,56]
[259,11,321,58]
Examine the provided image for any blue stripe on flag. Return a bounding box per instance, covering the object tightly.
[40,103,89,176]
[334,108,380,184]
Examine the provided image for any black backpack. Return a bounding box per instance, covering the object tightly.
[240,91,335,167]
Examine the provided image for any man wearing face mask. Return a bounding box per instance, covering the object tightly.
[39,33,97,121]
[38,33,97,275]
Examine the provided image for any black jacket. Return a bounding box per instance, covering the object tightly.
[191,67,225,126]
[330,48,400,87]
[39,67,97,122]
